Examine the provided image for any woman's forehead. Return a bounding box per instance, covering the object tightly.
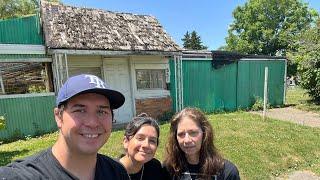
[177,117,200,130]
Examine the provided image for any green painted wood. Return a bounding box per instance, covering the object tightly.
[0,95,57,140]
[0,15,44,45]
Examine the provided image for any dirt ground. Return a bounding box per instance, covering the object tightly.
[251,107,320,127]
[251,107,320,180]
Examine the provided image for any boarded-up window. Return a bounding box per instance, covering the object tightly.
[136,69,166,90]
[68,67,102,78]
[0,62,51,94]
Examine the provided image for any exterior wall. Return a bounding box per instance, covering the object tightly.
[0,93,56,140]
[135,96,172,119]
[170,58,286,113]
[65,54,171,123]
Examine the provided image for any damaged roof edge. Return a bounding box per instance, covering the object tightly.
[47,49,182,56]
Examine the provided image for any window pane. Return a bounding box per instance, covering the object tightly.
[136,69,166,90]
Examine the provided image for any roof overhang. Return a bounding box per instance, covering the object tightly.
[47,49,182,56]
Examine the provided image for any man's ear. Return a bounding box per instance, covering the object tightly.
[54,108,63,129]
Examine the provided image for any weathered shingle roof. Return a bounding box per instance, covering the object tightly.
[41,3,181,52]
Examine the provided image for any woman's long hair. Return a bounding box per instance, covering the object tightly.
[163,108,224,179]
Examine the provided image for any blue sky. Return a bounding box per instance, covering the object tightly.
[61,0,320,50]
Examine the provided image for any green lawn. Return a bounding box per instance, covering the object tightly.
[286,87,320,113]
[1,112,319,179]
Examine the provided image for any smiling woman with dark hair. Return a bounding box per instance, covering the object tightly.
[119,113,167,180]
[163,108,240,180]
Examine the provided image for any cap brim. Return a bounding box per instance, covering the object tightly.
[76,88,125,109]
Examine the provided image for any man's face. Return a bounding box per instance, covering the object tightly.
[55,93,112,155]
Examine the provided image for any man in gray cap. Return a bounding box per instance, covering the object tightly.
[0,74,129,180]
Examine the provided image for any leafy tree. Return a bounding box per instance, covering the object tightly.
[288,19,320,102]
[225,0,317,56]
[182,30,207,50]
[0,0,59,20]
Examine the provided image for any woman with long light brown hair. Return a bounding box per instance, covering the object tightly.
[163,108,240,180]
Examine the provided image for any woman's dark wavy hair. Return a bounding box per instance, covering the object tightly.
[124,113,160,145]
[163,108,223,180]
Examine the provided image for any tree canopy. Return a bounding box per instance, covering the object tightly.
[0,0,59,20]
[225,0,318,56]
[288,19,320,102]
[182,31,208,50]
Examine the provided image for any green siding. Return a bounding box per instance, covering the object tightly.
[182,60,237,112]
[237,60,285,108]
[0,15,44,45]
[170,59,286,112]
[0,94,57,140]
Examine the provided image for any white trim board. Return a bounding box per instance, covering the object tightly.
[0,92,55,99]
[0,44,46,55]
[0,58,51,63]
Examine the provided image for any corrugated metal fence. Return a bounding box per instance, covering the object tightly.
[170,58,286,112]
[0,93,56,140]
[0,14,43,44]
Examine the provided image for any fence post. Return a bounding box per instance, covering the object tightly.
[263,67,269,119]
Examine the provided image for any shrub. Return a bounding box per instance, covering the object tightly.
[288,19,320,102]
[251,96,270,111]
[0,116,5,130]
[28,85,46,93]
[157,110,175,122]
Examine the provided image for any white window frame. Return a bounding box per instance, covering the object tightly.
[132,59,170,99]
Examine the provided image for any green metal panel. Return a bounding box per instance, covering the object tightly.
[181,60,237,112]
[237,60,285,108]
[170,58,286,112]
[0,94,57,140]
[0,15,44,45]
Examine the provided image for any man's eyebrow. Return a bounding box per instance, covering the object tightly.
[70,104,85,108]
[98,105,110,109]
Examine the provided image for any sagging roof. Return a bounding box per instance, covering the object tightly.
[40,2,181,52]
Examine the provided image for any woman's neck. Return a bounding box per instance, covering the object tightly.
[119,155,143,174]
[186,154,200,165]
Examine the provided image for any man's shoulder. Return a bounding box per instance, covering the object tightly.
[0,149,51,179]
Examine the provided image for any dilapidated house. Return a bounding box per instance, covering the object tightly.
[40,2,182,123]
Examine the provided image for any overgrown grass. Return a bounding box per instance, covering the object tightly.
[286,87,320,113]
[1,112,319,179]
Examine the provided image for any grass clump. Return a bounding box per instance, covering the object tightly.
[286,87,320,113]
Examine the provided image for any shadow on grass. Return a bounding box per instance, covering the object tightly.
[0,149,29,166]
